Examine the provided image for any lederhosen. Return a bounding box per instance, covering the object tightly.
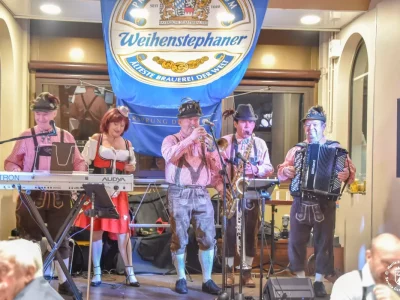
[15,129,72,259]
[226,135,260,258]
[167,135,216,254]
[288,140,338,275]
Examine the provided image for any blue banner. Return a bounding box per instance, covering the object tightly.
[123,102,222,157]
[100,0,269,156]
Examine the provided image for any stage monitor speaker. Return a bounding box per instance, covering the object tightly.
[263,278,315,299]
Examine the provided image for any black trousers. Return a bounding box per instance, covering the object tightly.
[226,199,260,258]
[288,196,336,275]
[16,190,72,259]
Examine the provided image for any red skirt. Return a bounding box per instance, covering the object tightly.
[75,191,131,234]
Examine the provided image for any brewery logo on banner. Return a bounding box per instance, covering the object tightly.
[108,0,256,87]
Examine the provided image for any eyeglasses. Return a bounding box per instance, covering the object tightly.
[303,122,324,129]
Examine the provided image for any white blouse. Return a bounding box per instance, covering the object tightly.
[82,138,136,174]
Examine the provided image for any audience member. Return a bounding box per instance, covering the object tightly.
[331,233,400,300]
[0,239,62,300]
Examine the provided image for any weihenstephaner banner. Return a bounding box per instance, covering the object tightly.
[101,0,268,156]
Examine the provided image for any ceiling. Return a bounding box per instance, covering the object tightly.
[0,0,365,32]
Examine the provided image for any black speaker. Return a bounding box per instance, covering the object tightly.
[263,278,315,299]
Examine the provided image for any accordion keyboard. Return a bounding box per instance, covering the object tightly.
[289,143,348,198]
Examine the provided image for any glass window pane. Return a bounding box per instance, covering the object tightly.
[350,41,368,181]
[234,92,303,168]
[38,81,165,178]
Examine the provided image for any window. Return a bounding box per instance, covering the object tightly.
[349,41,368,185]
[35,76,315,179]
[35,79,115,148]
[231,87,313,170]
[35,77,165,177]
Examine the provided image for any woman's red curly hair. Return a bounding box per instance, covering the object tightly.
[100,108,129,133]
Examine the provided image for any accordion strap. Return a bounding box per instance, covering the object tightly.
[295,142,307,148]
[338,179,349,200]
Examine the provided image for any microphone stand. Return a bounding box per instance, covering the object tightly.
[0,131,55,145]
[208,125,232,300]
[237,158,247,300]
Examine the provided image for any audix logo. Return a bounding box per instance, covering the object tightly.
[385,261,400,292]
[102,177,126,183]
[108,0,256,87]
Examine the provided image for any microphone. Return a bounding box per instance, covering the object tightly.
[202,119,215,127]
[48,120,57,136]
[236,152,248,163]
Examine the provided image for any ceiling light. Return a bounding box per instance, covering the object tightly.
[40,4,61,15]
[69,48,84,61]
[300,15,321,25]
[261,54,276,67]
[129,8,149,18]
[217,12,235,23]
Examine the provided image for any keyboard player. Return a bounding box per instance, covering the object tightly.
[3,92,87,297]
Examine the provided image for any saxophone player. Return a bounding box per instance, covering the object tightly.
[219,104,274,287]
[161,98,224,295]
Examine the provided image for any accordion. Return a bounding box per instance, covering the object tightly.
[289,143,348,198]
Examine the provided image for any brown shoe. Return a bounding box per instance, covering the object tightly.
[241,270,255,288]
[226,266,235,287]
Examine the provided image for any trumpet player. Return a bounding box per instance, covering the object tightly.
[219,104,274,287]
[161,98,224,296]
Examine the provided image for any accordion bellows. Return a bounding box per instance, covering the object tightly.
[289,143,348,197]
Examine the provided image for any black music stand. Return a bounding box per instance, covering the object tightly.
[18,186,86,300]
[83,184,120,220]
[81,184,119,299]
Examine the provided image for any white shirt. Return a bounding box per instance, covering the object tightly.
[82,138,136,174]
[330,263,376,300]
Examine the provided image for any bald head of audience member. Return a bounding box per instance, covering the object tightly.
[0,239,43,300]
[366,233,400,285]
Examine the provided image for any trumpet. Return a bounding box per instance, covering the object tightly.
[191,126,228,152]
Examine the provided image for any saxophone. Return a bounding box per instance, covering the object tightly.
[226,133,255,219]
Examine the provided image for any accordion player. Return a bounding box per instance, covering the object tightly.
[289,142,348,199]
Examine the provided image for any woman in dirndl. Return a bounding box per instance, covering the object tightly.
[75,106,139,287]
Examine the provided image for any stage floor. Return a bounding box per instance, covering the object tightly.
[51,273,333,300]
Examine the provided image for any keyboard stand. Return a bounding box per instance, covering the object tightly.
[17,185,85,300]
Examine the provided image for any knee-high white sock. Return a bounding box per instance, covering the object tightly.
[226,257,234,268]
[91,238,103,282]
[55,258,69,284]
[173,253,186,280]
[245,256,254,268]
[295,270,306,278]
[199,249,214,283]
[315,273,323,282]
